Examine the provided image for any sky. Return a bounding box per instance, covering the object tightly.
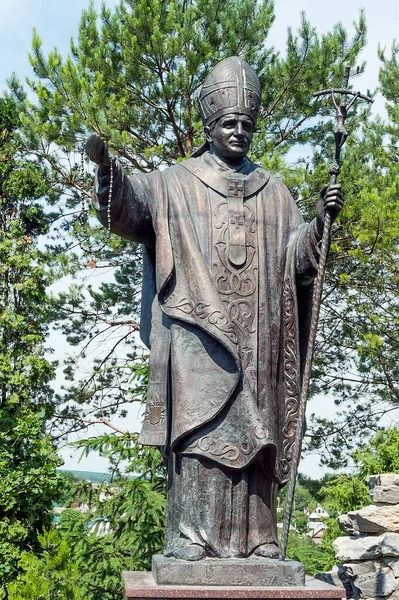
[1,0,397,477]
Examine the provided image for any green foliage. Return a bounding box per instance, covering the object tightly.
[279,481,317,533]
[0,93,64,592]
[6,0,399,591]
[6,529,81,600]
[304,96,399,466]
[319,475,370,515]
[6,445,166,600]
[300,30,399,467]
[354,426,399,476]
[52,434,166,600]
[57,509,128,600]
[286,531,335,575]
[297,473,335,500]
[24,0,275,162]
[316,517,342,570]
[258,9,367,169]
[57,471,80,508]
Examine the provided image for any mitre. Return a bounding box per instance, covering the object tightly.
[198,56,261,126]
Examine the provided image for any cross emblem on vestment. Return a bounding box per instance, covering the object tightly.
[227,178,246,267]
[229,180,244,197]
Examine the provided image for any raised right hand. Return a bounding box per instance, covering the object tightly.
[85,134,111,174]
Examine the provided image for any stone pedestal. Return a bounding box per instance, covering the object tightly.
[152,556,305,587]
[123,570,346,600]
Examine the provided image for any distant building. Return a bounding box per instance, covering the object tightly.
[307,504,329,543]
[276,521,300,535]
[88,517,111,536]
[53,503,65,516]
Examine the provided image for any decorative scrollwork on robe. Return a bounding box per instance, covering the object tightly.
[185,423,269,463]
[280,275,300,477]
[211,194,258,398]
[167,297,238,345]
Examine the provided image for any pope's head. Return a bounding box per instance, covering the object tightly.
[205,113,254,162]
[198,56,261,162]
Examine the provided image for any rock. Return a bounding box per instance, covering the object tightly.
[337,564,360,599]
[339,513,363,536]
[372,487,399,505]
[315,567,358,599]
[345,505,399,534]
[343,562,397,598]
[367,475,399,491]
[367,474,399,504]
[344,561,385,577]
[380,533,399,557]
[314,571,343,587]
[334,536,382,562]
[384,557,399,577]
[354,569,397,598]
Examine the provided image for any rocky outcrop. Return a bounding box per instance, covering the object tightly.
[338,506,399,535]
[368,475,399,506]
[333,536,382,562]
[317,473,399,600]
[344,562,397,598]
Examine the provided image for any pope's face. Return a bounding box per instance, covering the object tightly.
[206,114,254,163]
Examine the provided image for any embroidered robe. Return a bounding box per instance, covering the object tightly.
[94,151,321,556]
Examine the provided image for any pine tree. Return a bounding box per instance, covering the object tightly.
[9,0,371,461]
[7,0,399,593]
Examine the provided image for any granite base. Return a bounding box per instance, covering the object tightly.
[152,555,305,586]
[123,571,346,600]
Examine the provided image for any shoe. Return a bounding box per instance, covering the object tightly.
[253,543,279,559]
[174,544,206,561]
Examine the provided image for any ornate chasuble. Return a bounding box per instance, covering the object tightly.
[164,155,280,557]
[176,154,274,469]
[211,174,258,403]
[93,136,323,558]
[95,151,319,482]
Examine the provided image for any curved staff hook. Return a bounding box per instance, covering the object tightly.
[279,67,373,560]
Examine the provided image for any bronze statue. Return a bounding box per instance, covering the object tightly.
[86,56,343,561]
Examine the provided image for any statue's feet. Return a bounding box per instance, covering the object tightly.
[253,543,279,559]
[174,544,206,561]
